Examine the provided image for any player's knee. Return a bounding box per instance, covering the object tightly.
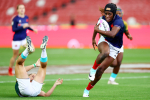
[40,57,47,68]
[40,62,47,68]
[111,60,117,67]
[16,59,23,65]
[104,52,109,57]
[117,61,122,67]
[96,67,104,77]
[101,52,109,59]
[13,53,19,58]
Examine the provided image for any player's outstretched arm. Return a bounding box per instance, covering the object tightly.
[25,58,40,72]
[124,31,133,40]
[38,78,63,97]
[33,29,38,33]
[28,27,38,34]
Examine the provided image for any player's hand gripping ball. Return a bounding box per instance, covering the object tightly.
[97,19,110,31]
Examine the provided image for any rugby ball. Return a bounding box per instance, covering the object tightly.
[97,19,110,31]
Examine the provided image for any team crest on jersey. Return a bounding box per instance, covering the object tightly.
[19,20,21,23]
[111,24,114,28]
[18,24,21,26]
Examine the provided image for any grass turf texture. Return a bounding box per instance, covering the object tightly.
[0,48,150,66]
[0,73,150,100]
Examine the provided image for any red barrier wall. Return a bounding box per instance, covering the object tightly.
[0,25,150,48]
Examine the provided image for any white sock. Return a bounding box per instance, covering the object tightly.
[41,49,47,58]
[22,48,29,57]
[109,77,115,81]
[109,73,117,81]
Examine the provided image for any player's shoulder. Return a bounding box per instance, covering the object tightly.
[115,15,123,21]
[123,20,128,25]
[114,15,124,24]
[25,15,29,18]
[12,15,19,20]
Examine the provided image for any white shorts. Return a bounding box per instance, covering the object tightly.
[16,78,43,97]
[120,45,124,52]
[12,38,26,50]
[98,35,121,59]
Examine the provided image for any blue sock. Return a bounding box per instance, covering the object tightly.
[40,49,47,62]
[109,73,117,81]
[21,53,27,59]
[40,57,47,62]
[21,48,29,59]
[111,73,117,78]
[84,89,89,94]
[90,68,96,74]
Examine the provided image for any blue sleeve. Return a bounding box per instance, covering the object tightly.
[12,18,23,32]
[26,16,33,31]
[28,27,33,31]
[113,19,124,29]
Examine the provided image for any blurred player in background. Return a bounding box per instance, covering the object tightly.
[98,7,133,85]
[108,8,133,85]
[8,4,37,76]
[15,36,63,97]
[83,3,124,97]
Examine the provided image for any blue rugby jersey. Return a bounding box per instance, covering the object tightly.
[102,15,124,48]
[12,15,33,41]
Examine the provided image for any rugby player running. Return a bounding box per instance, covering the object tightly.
[83,3,124,97]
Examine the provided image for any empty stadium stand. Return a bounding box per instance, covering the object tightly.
[0,0,150,25]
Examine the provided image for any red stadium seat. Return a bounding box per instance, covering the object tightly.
[0,0,150,25]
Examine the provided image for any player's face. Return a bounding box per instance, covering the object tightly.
[116,11,122,17]
[104,11,113,22]
[29,73,36,82]
[17,5,25,15]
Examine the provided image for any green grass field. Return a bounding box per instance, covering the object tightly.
[0,48,150,66]
[0,73,150,100]
[0,48,150,99]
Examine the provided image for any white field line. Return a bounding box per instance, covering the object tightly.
[0,76,149,83]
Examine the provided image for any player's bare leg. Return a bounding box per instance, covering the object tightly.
[15,36,34,78]
[92,56,114,85]
[34,36,48,83]
[8,49,19,76]
[108,52,123,85]
[83,56,114,97]
[89,42,110,81]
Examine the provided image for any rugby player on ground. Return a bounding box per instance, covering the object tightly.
[15,36,63,97]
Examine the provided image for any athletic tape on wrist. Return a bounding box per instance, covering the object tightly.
[33,64,36,67]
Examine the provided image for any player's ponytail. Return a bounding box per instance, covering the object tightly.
[99,7,105,16]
